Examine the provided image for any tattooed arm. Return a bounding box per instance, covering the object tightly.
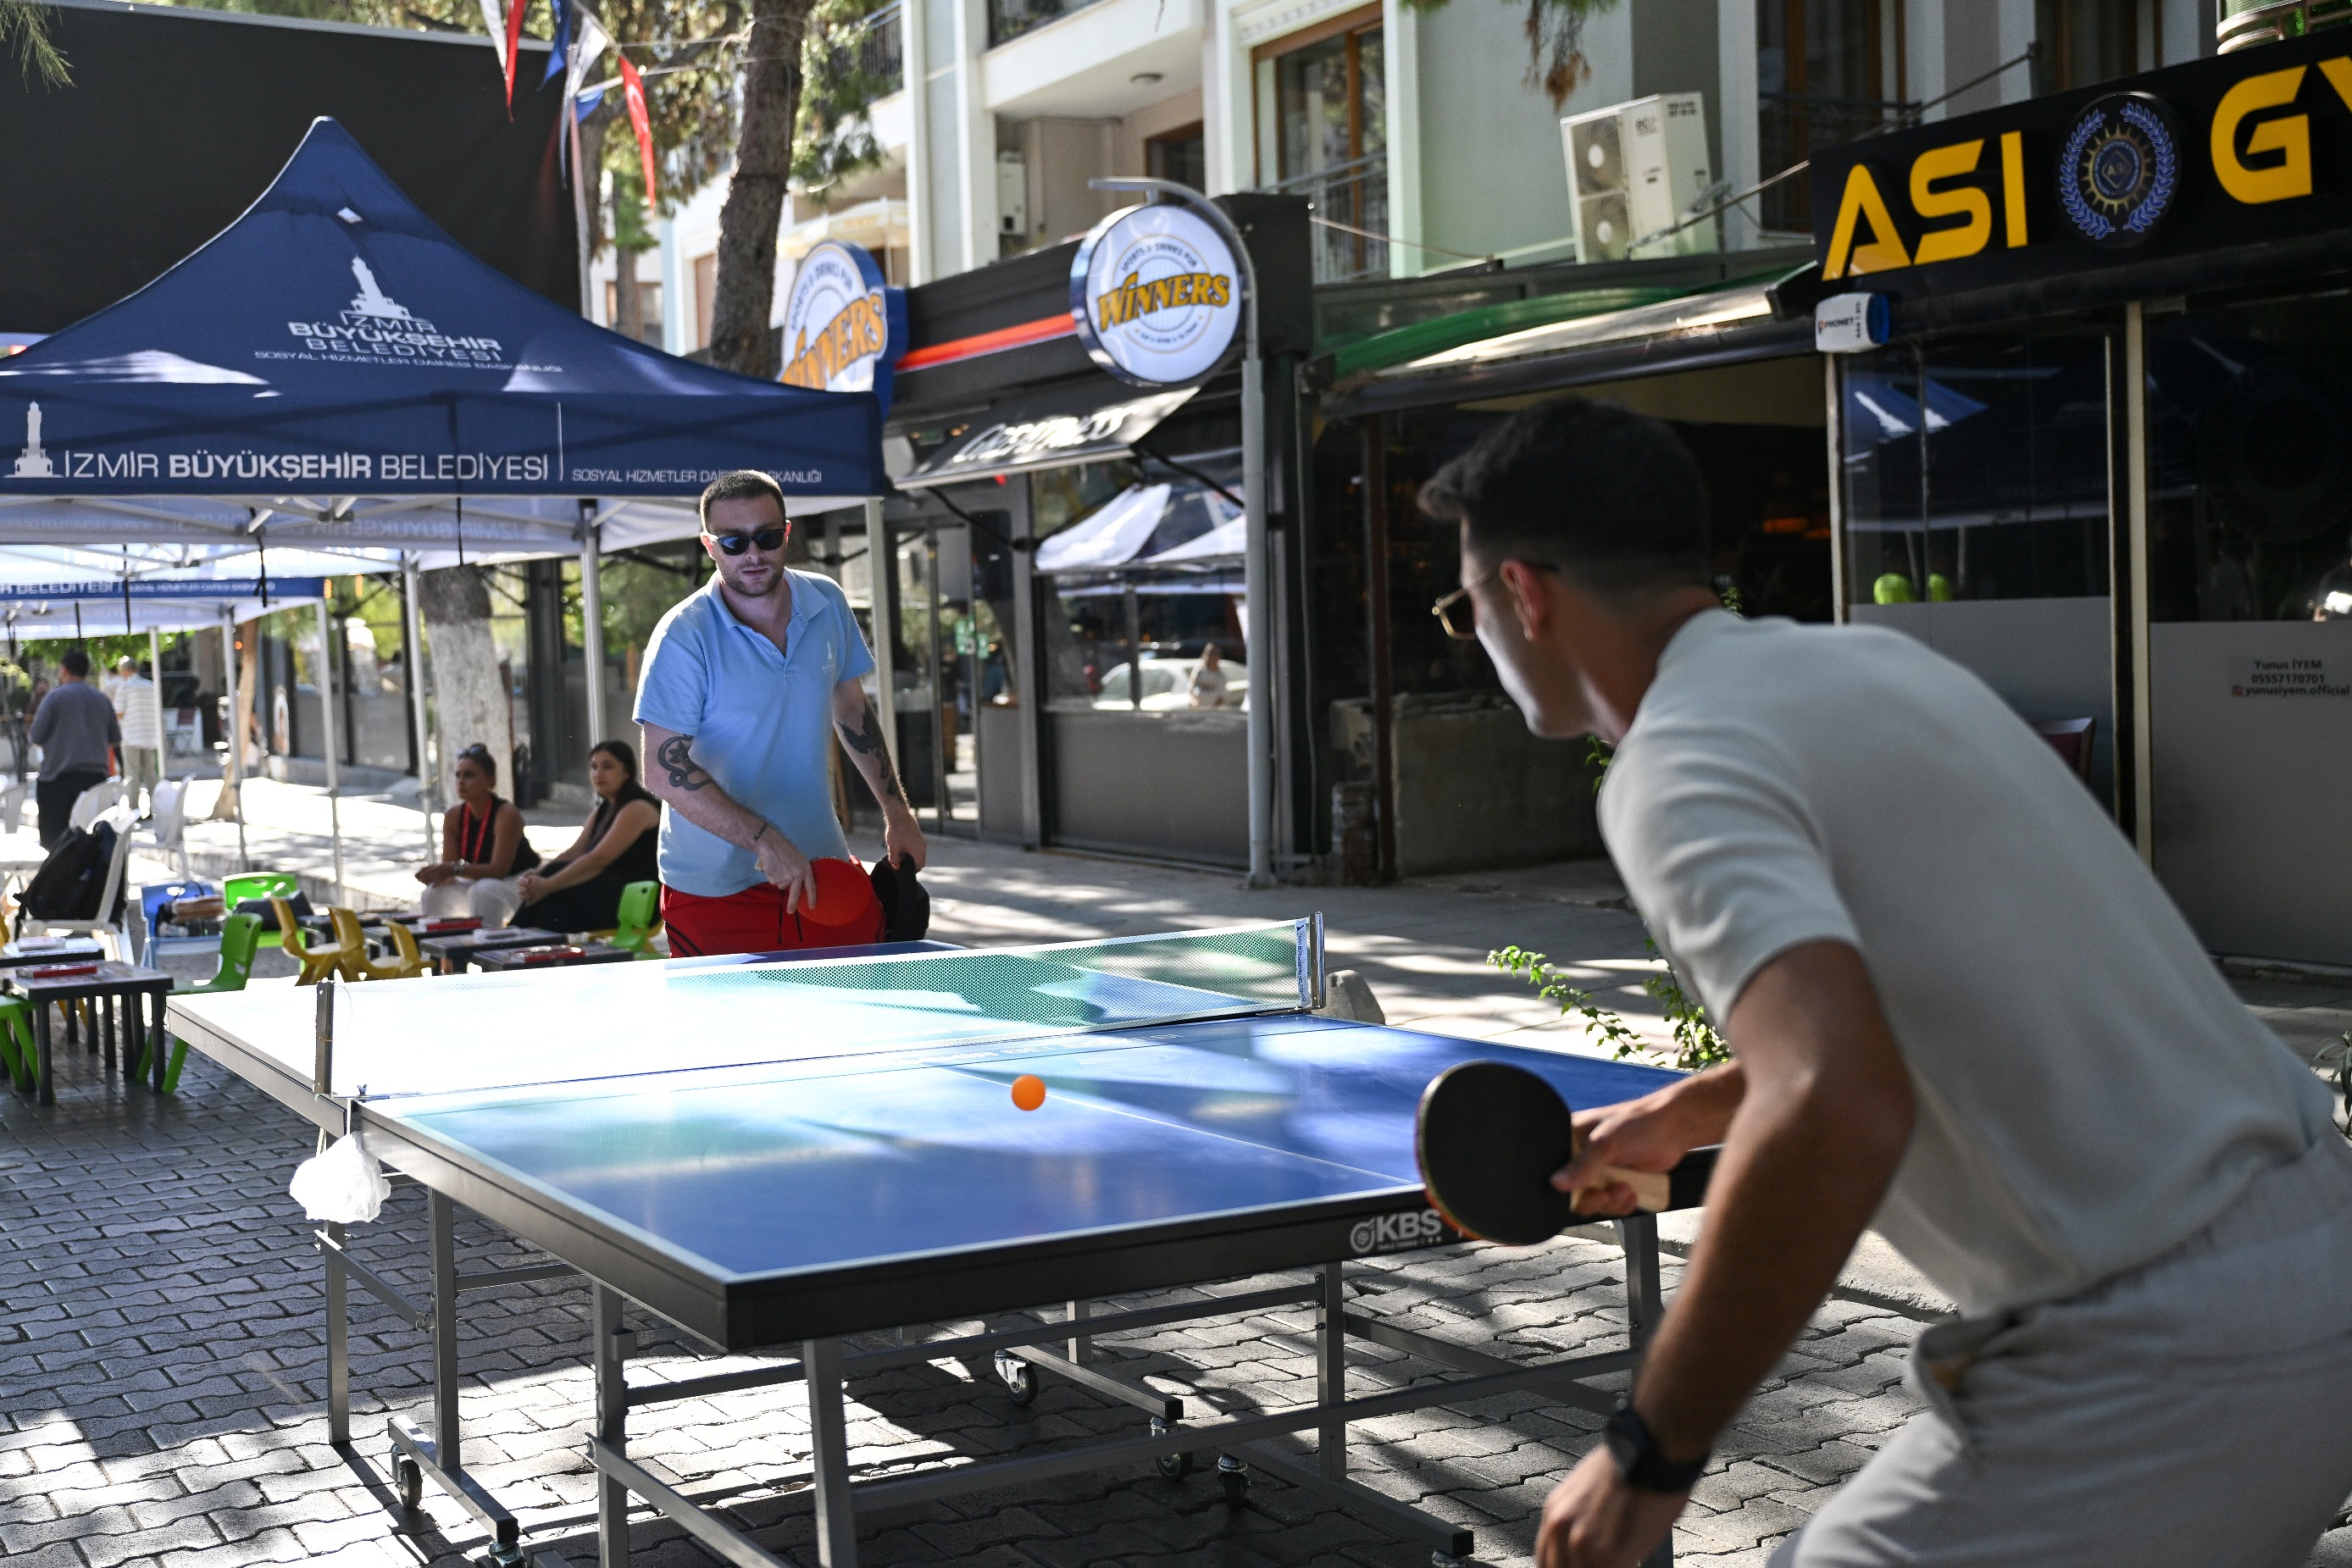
[831,679,929,870]
[639,721,819,911]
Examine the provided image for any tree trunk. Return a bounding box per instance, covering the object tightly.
[580,114,608,262]
[705,0,809,379]
[616,242,643,342]
[417,566,514,801]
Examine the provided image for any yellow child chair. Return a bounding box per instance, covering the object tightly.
[331,908,428,982]
[274,897,353,986]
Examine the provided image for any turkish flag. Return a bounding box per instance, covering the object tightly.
[619,51,657,207]
[503,0,530,115]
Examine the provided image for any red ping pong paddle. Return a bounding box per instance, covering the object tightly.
[25,962,100,979]
[1415,1061,1682,1246]
[519,945,586,965]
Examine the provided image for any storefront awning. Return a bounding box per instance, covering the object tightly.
[1321,274,1812,419]
[898,385,1195,490]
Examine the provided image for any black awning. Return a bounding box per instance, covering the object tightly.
[896,385,1196,490]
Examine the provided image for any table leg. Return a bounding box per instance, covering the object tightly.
[104,993,119,1082]
[1619,1214,1664,1352]
[1317,1261,1346,1481]
[593,1284,631,1568]
[805,1336,857,1567]
[64,995,76,1050]
[148,990,166,1094]
[428,1190,460,1472]
[324,1220,351,1445]
[33,996,51,1105]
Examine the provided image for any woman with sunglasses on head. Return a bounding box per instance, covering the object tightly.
[513,739,661,933]
[635,469,927,957]
[415,743,541,926]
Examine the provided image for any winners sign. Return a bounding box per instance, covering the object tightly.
[778,241,906,412]
[1070,204,1244,387]
[1810,30,2352,302]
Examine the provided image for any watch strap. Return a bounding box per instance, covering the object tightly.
[1603,1401,1708,1493]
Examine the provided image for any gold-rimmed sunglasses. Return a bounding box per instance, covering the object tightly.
[1431,561,1557,641]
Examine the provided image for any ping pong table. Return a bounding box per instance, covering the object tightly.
[168,918,1701,1568]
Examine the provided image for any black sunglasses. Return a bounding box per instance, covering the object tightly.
[707,525,787,557]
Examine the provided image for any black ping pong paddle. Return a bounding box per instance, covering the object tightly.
[1416,1061,1700,1246]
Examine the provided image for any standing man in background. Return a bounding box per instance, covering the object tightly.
[636,470,926,956]
[31,649,119,846]
[110,657,162,810]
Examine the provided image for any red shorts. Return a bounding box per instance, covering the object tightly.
[660,873,884,958]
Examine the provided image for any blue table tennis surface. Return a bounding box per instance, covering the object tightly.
[382,1015,1680,1285]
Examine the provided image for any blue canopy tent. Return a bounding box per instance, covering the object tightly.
[0,118,885,884]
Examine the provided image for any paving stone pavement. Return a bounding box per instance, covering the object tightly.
[7,822,2352,1567]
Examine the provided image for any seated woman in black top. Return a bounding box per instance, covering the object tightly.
[515,739,660,934]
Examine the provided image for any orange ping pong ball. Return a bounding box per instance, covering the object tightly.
[1010,1074,1047,1112]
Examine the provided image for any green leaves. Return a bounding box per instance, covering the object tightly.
[1395,0,1616,111]
[2,0,69,86]
[791,0,894,192]
[1489,936,1733,1072]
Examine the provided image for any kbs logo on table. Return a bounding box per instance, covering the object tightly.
[1349,1209,1453,1255]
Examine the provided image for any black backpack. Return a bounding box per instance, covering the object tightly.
[21,821,119,923]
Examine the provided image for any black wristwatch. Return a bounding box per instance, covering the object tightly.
[1603,1401,1708,1493]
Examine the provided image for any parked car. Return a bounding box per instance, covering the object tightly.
[1093,657,1249,712]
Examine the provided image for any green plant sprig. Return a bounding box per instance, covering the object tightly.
[1489,940,1732,1072]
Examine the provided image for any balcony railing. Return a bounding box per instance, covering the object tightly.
[1261,152,1388,284]
[855,3,903,92]
[1756,92,1911,233]
[990,0,1110,49]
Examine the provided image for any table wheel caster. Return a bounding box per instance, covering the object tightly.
[393,1453,424,1513]
[1151,1416,1193,1479]
[993,1349,1038,1405]
[1216,1452,1250,1507]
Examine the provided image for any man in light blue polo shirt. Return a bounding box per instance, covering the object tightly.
[635,469,926,956]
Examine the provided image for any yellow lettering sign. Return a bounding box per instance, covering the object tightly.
[1822,164,1911,280]
[2000,130,2028,247]
[2321,55,2352,113]
[1093,270,1234,331]
[2212,65,2312,205]
[780,289,890,390]
[1910,140,1991,266]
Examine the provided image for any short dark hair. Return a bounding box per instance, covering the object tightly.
[59,648,89,678]
[698,469,787,529]
[1418,396,1711,597]
[455,741,497,783]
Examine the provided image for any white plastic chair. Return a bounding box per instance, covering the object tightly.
[66,779,124,834]
[145,778,191,879]
[0,778,28,834]
[23,802,140,959]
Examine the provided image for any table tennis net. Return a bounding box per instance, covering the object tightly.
[315,918,1322,1102]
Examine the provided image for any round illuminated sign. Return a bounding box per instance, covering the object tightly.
[2059,92,2182,250]
[1069,204,1244,387]
[779,241,905,405]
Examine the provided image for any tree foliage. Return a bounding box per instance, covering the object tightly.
[3,0,70,85]
[1399,0,1616,109]
[790,0,892,198]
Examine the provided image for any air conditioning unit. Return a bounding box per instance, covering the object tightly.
[996,151,1029,238]
[1562,93,1717,263]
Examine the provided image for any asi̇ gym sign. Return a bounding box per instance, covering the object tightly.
[1811,30,2352,300]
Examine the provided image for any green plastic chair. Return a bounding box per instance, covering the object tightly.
[137,911,263,1094]
[603,881,662,958]
[222,873,299,950]
[0,995,36,1094]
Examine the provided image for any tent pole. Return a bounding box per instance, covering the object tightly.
[147,625,163,809]
[402,555,435,860]
[221,609,247,871]
[314,597,344,902]
[579,504,607,748]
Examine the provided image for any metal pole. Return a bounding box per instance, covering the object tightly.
[314,597,345,900]
[1089,177,1273,885]
[220,609,247,870]
[579,503,608,747]
[402,555,435,858]
[145,624,163,810]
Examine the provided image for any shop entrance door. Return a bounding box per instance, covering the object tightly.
[888,516,1018,838]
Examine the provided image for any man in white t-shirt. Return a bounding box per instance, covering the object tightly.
[110,657,164,807]
[1419,396,2352,1568]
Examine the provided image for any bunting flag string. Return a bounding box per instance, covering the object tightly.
[503,0,531,115]
[478,0,509,81]
[542,0,573,85]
